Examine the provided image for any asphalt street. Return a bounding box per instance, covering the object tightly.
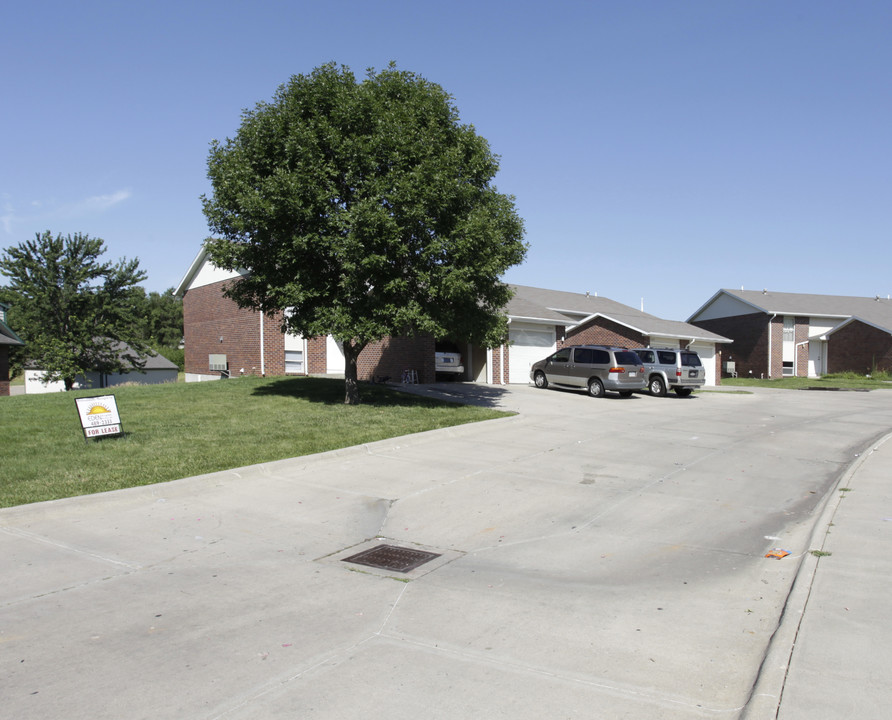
[2,383,890,718]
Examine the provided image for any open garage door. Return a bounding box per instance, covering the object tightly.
[508,323,556,384]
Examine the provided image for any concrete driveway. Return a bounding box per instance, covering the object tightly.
[2,383,891,718]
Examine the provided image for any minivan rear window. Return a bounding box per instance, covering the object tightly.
[614,351,641,365]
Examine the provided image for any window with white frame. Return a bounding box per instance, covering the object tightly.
[285,350,303,374]
[782,316,795,375]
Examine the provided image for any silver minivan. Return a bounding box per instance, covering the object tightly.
[530,345,647,398]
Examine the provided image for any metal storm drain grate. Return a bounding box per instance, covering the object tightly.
[342,544,441,573]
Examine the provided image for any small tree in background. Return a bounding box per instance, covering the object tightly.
[133,287,184,370]
[142,288,183,348]
[202,63,527,404]
[0,231,149,390]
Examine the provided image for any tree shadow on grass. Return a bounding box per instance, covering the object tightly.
[251,376,511,408]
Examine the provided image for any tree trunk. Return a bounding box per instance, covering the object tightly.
[63,377,74,392]
[342,340,365,405]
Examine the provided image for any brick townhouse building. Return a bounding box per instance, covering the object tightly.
[688,288,892,379]
[176,249,729,386]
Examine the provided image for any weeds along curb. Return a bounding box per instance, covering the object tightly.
[739,430,892,719]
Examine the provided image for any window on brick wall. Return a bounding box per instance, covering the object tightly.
[782,317,794,343]
[285,350,303,374]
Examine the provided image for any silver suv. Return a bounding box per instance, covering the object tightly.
[530,345,647,398]
[633,347,705,397]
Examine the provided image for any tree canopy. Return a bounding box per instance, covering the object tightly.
[138,287,183,349]
[202,62,527,403]
[0,231,149,390]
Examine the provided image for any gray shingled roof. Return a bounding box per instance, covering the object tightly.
[0,333,24,346]
[0,309,24,346]
[25,341,178,371]
[705,289,892,334]
[507,285,730,343]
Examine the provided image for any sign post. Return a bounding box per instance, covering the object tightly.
[74,395,124,440]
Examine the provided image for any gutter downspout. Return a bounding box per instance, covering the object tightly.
[767,313,776,379]
[259,312,266,376]
[502,318,511,385]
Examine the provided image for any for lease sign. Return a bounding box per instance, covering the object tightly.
[74,395,123,439]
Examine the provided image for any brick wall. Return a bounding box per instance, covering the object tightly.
[767,316,783,379]
[183,279,266,377]
[0,347,9,396]
[263,311,286,376]
[358,334,435,383]
[562,318,648,349]
[184,278,439,383]
[692,312,770,379]
[795,316,809,377]
[491,345,505,384]
[307,337,327,374]
[827,321,892,374]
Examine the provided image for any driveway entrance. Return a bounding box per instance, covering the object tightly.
[3,385,891,718]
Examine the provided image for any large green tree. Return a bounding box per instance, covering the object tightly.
[0,231,149,390]
[137,287,183,349]
[202,63,527,404]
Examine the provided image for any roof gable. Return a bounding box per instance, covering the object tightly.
[175,247,245,296]
[690,289,892,334]
[507,285,730,344]
[0,302,25,346]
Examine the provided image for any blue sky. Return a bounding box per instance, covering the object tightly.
[2,1,890,320]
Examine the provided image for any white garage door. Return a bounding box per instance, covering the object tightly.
[689,343,716,386]
[509,324,556,384]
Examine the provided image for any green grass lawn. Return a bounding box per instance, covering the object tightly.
[720,372,892,391]
[0,376,511,508]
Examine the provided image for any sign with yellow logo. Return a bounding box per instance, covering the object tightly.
[74,395,123,439]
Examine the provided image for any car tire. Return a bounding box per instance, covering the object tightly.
[587,378,605,398]
[674,387,693,397]
[533,371,548,389]
[649,376,667,397]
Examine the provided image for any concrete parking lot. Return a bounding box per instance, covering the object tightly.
[2,383,891,718]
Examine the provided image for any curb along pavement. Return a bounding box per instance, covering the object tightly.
[740,430,892,719]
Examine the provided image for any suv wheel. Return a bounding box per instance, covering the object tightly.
[533,371,548,389]
[674,387,693,397]
[587,378,605,398]
[649,376,667,397]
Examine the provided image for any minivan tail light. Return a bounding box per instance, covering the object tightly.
[609,367,625,373]
[676,370,682,377]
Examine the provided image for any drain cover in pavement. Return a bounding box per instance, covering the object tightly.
[342,544,441,573]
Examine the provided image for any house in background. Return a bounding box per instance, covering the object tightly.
[502,286,730,386]
[176,248,730,386]
[688,289,892,379]
[0,301,25,397]
[24,342,179,394]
